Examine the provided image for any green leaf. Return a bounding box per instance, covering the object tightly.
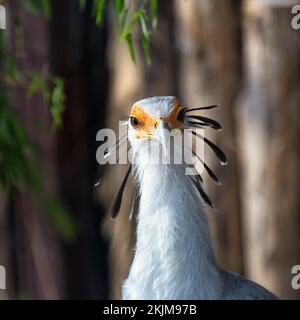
[126,34,136,64]
[79,0,87,11]
[140,11,151,65]
[118,7,129,39]
[4,55,22,83]
[46,196,77,243]
[0,100,35,193]
[120,10,141,39]
[42,0,52,19]
[139,10,149,40]
[142,34,151,65]
[22,0,52,19]
[150,0,158,30]
[139,11,151,64]
[140,11,150,41]
[22,0,42,15]
[27,72,43,97]
[95,0,106,25]
[113,0,124,15]
[50,77,66,130]
[26,72,66,130]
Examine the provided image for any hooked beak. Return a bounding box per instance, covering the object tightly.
[153,121,169,157]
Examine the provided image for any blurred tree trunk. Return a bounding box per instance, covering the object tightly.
[103,0,178,299]
[175,0,244,274]
[101,38,141,300]
[50,0,109,299]
[141,0,178,96]
[237,0,300,299]
[0,26,9,300]
[6,0,64,299]
[0,194,9,300]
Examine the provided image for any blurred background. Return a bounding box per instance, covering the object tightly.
[0,0,300,300]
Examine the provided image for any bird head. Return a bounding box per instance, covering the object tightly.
[128,96,185,163]
[96,96,226,218]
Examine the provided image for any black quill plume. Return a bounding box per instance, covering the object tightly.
[111,164,132,219]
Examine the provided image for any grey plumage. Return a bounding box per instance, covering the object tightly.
[222,271,278,300]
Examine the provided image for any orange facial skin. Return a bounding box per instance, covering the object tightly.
[130,105,160,139]
[130,98,184,140]
[160,98,183,130]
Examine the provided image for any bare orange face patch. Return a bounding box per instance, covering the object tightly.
[129,99,184,140]
[130,104,160,139]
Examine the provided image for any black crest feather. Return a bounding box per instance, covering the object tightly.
[111,165,132,219]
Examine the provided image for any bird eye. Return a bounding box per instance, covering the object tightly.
[177,109,185,122]
[130,116,141,128]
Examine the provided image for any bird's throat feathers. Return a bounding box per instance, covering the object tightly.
[136,164,212,246]
[123,164,222,299]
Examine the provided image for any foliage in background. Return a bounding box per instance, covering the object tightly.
[0,0,159,240]
[44,196,77,242]
[0,92,75,242]
[27,71,66,131]
[22,0,52,18]
[3,24,65,131]
[22,0,158,64]
[108,0,158,64]
[0,26,74,242]
[0,30,35,193]
[0,92,36,192]
[79,0,158,64]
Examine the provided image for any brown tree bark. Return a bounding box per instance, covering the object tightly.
[50,0,109,299]
[238,0,300,299]
[0,13,9,300]
[175,0,244,274]
[6,0,64,299]
[0,195,9,299]
[141,0,178,96]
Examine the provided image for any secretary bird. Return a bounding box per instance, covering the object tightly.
[99,96,277,300]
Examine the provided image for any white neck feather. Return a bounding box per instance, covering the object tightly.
[122,163,224,299]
